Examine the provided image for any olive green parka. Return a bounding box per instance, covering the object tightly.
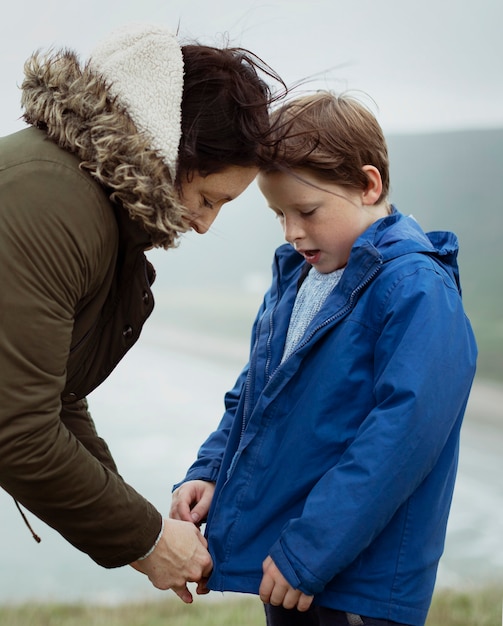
[0,49,189,567]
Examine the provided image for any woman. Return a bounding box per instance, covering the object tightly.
[0,23,284,603]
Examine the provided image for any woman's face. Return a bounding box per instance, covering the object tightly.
[178,165,259,234]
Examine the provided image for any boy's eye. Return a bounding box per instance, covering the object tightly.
[202,197,214,209]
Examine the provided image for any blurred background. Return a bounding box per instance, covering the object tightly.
[0,0,502,606]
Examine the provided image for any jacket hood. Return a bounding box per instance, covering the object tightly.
[366,207,462,289]
[20,48,189,249]
[368,208,458,258]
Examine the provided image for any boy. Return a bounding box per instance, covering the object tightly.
[171,92,477,625]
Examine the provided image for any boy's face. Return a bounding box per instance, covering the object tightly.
[258,168,384,273]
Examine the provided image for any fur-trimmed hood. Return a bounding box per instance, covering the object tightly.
[20,48,190,249]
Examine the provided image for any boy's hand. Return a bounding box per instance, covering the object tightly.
[170,480,215,526]
[259,556,314,612]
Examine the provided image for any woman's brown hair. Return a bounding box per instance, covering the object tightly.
[177,45,286,182]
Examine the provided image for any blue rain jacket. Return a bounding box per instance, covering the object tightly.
[179,209,477,626]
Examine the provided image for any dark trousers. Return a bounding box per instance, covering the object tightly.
[264,604,411,626]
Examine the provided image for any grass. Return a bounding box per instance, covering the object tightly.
[0,587,501,626]
[426,587,502,626]
[0,596,263,626]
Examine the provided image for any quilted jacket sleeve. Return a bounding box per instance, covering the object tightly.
[0,141,161,567]
[60,398,119,475]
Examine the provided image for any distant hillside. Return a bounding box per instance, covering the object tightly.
[387,128,502,289]
[150,128,503,383]
[387,129,503,382]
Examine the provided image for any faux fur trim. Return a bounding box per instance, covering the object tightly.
[21,48,189,249]
[89,23,184,180]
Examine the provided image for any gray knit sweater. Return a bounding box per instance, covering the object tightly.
[282,267,344,362]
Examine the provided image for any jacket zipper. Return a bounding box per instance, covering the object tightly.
[240,265,285,441]
[237,260,382,456]
[284,260,383,361]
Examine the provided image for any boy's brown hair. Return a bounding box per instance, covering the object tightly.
[263,91,390,203]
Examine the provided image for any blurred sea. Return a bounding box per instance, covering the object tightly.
[1,319,502,605]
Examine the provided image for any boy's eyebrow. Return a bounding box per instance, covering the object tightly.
[288,201,319,210]
[268,201,316,211]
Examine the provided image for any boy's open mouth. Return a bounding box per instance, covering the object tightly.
[303,249,321,264]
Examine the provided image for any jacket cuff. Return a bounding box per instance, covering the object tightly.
[137,517,165,560]
[172,468,219,492]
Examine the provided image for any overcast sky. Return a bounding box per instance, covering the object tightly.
[1,0,502,136]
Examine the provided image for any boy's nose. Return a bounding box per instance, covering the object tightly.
[283,218,303,244]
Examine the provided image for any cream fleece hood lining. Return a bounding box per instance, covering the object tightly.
[20,46,189,250]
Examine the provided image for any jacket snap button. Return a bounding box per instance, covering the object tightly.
[142,291,149,305]
[62,392,77,403]
[122,325,134,339]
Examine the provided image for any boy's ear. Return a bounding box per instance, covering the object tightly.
[361,165,382,205]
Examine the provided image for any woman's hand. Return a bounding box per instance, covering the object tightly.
[170,480,215,526]
[259,556,314,612]
[131,517,212,603]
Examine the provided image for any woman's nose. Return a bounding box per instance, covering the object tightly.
[191,219,209,234]
[191,206,221,234]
